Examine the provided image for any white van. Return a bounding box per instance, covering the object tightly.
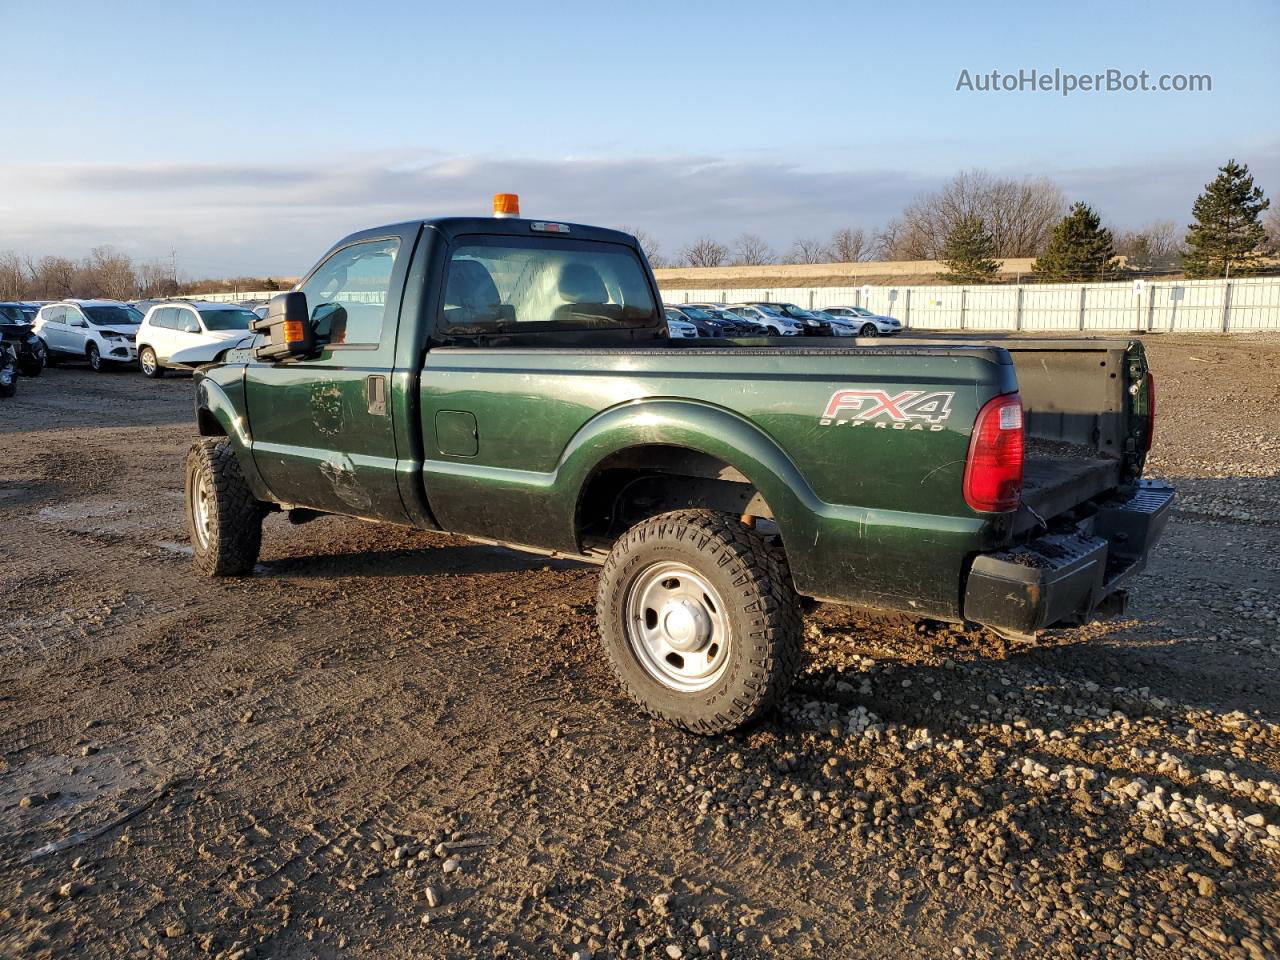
[135,302,258,378]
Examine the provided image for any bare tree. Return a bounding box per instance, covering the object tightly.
[88,246,138,300]
[1263,207,1280,255]
[34,256,77,299]
[873,218,913,260]
[785,237,828,265]
[897,170,1066,259]
[619,226,665,268]
[679,236,729,268]
[1115,220,1184,270]
[137,260,181,297]
[0,251,25,300]
[730,233,775,266]
[828,227,869,262]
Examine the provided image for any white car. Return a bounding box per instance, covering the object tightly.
[822,306,902,336]
[135,301,259,378]
[724,304,804,336]
[34,300,142,371]
[666,317,699,338]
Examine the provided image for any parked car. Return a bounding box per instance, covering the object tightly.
[746,302,831,335]
[170,209,1172,735]
[822,306,902,336]
[723,303,804,336]
[0,303,48,375]
[665,315,698,338]
[811,310,859,337]
[0,340,18,397]
[136,301,259,378]
[33,299,141,371]
[664,305,748,337]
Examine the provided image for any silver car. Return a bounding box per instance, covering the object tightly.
[822,306,902,336]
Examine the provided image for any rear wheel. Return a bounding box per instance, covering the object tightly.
[185,438,267,576]
[86,342,104,371]
[597,509,803,733]
[139,346,164,378]
[860,323,877,337]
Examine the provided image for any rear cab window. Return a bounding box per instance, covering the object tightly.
[440,237,658,335]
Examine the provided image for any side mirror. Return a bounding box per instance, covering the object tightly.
[70,317,87,328]
[254,292,315,361]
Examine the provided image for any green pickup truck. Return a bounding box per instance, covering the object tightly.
[181,212,1173,732]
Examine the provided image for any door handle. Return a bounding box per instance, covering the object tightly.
[367,375,387,416]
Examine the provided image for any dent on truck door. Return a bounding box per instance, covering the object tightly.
[243,231,414,520]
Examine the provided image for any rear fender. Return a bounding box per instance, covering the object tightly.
[562,398,853,595]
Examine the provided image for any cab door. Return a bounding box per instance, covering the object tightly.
[243,227,416,521]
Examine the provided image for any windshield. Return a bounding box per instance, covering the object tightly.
[0,305,25,323]
[83,305,141,327]
[679,307,713,320]
[851,307,873,317]
[199,308,256,331]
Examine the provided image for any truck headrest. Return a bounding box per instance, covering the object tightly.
[558,262,608,304]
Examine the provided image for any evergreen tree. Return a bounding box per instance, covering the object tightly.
[1032,203,1115,281]
[1183,159,1270,278]
[940,215,1000,284]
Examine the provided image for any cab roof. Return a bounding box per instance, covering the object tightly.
[336,216,641,249]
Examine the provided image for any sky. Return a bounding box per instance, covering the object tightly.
[3,0,1278,277]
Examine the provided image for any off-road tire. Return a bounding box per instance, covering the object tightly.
[139,346,164,378]
[185,438,267,576]
[597,509,803,734]
[87,342,103,372]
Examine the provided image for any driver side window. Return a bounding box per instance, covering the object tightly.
[298,238,401,347]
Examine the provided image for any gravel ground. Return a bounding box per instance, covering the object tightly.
[1,334,1278,959]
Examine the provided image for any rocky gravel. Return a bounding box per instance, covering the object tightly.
[1,333,1278,958]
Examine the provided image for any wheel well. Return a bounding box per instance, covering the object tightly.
[196,409,227,437]
[577,445,774,545]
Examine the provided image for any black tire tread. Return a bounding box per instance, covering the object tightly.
[598,509,803,734]
[186,438,266,576]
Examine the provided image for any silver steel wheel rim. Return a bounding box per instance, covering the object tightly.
[625,561,731,692]
[191,472,214,550]
[141,350,155,375]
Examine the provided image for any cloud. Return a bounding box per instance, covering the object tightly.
[2,146,1276,276]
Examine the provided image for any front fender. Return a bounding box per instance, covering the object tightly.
[194,374,273,503]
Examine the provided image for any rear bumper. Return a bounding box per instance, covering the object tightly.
[963,482,1175,638]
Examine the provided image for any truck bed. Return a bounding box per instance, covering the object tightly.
[1021,438,1120,532]
[894,334,1139,528]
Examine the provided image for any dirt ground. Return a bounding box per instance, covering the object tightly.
[1,334,1278,960]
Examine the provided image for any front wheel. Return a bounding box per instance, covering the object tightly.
[87,342,104,371]
[139,346,164,378]
[860,323,877,337]
[597,509,803,733]
[185,438,267,576]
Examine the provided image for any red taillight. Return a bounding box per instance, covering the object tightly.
[1144,372,1156,452]
[964,393,1024,512]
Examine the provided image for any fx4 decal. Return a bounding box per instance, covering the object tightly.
[820,389,956,431]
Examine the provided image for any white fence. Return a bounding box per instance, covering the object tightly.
[195,276,1280,333]
[661,275,1280,333]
